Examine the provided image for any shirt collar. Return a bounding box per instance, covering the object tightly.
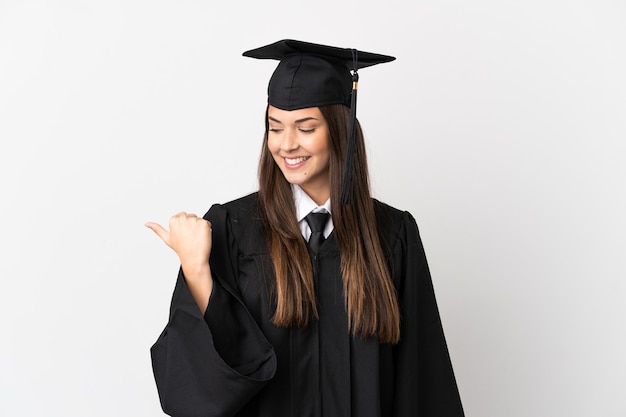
[292,184,332,222]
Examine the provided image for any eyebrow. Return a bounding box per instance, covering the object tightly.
[268,116,319,124]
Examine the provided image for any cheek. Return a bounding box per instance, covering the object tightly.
[305,132,330,155]
[317,143,331,168]
[319,138,331,169]
[319,152,331,172]
[267,136,282,160]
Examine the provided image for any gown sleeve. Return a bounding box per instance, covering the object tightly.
[150,204,277,417]
[393,211,465,416]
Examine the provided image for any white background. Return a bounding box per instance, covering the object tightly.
[1,1,625,416]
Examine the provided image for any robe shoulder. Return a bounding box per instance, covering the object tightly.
[204,192,265,256]
[206,192,260,221]
[372,198,420,240]
[371,199,428,270]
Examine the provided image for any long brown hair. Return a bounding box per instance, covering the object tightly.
[258,104,400,343]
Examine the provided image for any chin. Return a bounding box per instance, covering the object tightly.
[280,172,302,186]
[285,178,304,186]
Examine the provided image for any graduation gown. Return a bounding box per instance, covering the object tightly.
[151,193,464,417]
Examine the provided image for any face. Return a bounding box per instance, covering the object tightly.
[267,105,331,204]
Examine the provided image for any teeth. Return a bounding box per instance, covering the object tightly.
[285,156,309,165]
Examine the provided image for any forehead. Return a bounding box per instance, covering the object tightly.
[267,106,324,122]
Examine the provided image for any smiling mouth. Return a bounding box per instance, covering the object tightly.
[284,156,310,166]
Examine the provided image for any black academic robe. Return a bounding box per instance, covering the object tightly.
[151,193,464,417]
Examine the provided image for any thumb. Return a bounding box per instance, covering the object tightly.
[145,222,170,244]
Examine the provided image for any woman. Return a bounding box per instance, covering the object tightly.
[146,39,464,417]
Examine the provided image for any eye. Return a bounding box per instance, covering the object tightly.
[299,128,315,134]
[269,128,283,133]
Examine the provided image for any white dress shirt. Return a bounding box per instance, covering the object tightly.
[291,184,334,240]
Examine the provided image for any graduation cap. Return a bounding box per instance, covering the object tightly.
[243,39,395,204]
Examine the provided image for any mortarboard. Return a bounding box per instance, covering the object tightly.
[243,39,395,204]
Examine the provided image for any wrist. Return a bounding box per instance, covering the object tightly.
[181,262,212,282]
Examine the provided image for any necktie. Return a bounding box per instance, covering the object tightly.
[305,212,330,253]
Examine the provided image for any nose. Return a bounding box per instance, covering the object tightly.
[280,128,298,152]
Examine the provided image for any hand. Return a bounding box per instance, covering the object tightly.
[146,212,214,313]
[145,212,213,279]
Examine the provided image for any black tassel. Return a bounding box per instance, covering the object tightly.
[340,49,359,205]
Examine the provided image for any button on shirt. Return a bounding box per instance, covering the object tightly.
[292,184,333,241]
